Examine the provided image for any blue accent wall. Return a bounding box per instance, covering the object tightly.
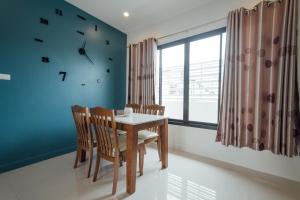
[0,0,127,173]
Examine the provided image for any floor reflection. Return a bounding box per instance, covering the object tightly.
[167,173,216,200]
[1,149,298,200]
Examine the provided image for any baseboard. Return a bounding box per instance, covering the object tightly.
[0,145,76,174]
[167,147,300,186]
[147,143,300,185]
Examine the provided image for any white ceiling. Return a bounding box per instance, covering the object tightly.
[65,0,214,34]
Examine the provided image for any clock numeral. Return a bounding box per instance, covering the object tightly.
[77,15,86,21]
[40,17,49,25]
[76,30,85,35]
[41,57,50,63]
[106,69,110,73]
[108,57,113,61]
[34,38,43,43]
[106,40,110,45]
[95,25,98,31]
[55,9,63,16]
[59,71,67,81]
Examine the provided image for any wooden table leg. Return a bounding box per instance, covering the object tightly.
[125,125,138,194]
[160,119,168,169]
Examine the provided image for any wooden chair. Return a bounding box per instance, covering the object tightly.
[90,107,145,195]
[125,103,142,113]
[71,105,95,178]
[139,104,165,160]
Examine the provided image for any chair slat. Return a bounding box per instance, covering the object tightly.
[125,103,142,113]
[144,105,165,132]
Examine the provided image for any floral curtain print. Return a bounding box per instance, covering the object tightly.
[128,38,157,105]
[216,0,300,157]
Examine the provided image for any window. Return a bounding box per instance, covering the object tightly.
[157,28,226,129]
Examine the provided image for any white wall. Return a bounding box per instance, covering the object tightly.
[169,125,300,182]
[128,0,300,182]
[128,0,262,44]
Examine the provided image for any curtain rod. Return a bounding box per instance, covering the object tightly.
[155,0,283,41]
[157,17,226,40]
[127,16,227,47]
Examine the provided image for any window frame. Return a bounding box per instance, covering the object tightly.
[157,27,226,130]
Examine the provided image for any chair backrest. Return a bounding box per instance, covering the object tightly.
[71,105,93,150]
[144,105,165,133]
[125,103,142,113]
[90,107,118,158]
[144,104,165,116]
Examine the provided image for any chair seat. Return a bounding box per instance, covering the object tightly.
[89,129,124,147]
[116,129,126,135]
[108,128,126,135]
[117,134,144,152]
[138,130,159,140]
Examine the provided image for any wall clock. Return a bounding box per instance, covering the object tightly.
[34,8,113,86]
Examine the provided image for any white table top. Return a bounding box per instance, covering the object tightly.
[115,113,167,125]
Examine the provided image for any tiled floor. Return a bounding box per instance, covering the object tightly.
[0,148,299,200]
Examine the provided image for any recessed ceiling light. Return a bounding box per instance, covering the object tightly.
[123,12,130,17]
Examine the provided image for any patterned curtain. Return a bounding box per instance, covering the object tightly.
[128,38,157,105]
[216,0,300,157]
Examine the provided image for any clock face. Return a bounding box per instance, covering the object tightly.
[78,40,94,65]
[34,8,114,86]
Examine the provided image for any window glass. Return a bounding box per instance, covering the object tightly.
[189,35,221,123]
[161,44,185,120]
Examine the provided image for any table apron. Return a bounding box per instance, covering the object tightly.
[117,119,165,132]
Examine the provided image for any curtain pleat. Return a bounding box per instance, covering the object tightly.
[128,38,157,105]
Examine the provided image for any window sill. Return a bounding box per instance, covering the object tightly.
[168,119,217,130]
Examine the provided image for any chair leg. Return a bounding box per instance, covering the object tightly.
[73,148,80,168]
[112,157,119,195]
[144,145,147,154]
[93,154,101,182]
[119,153,123,167]
[86,149,93,178]
[139,145,144,176]
[157,138,162,161]
[80,149,86,162]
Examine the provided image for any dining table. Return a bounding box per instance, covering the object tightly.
[81,113,168,195]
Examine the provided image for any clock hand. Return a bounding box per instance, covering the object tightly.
[82,40,86,49]
[85,52,94,65]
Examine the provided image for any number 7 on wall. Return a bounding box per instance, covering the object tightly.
[59,72,67,81]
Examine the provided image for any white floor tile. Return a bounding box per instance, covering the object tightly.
[0,148,299,200]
